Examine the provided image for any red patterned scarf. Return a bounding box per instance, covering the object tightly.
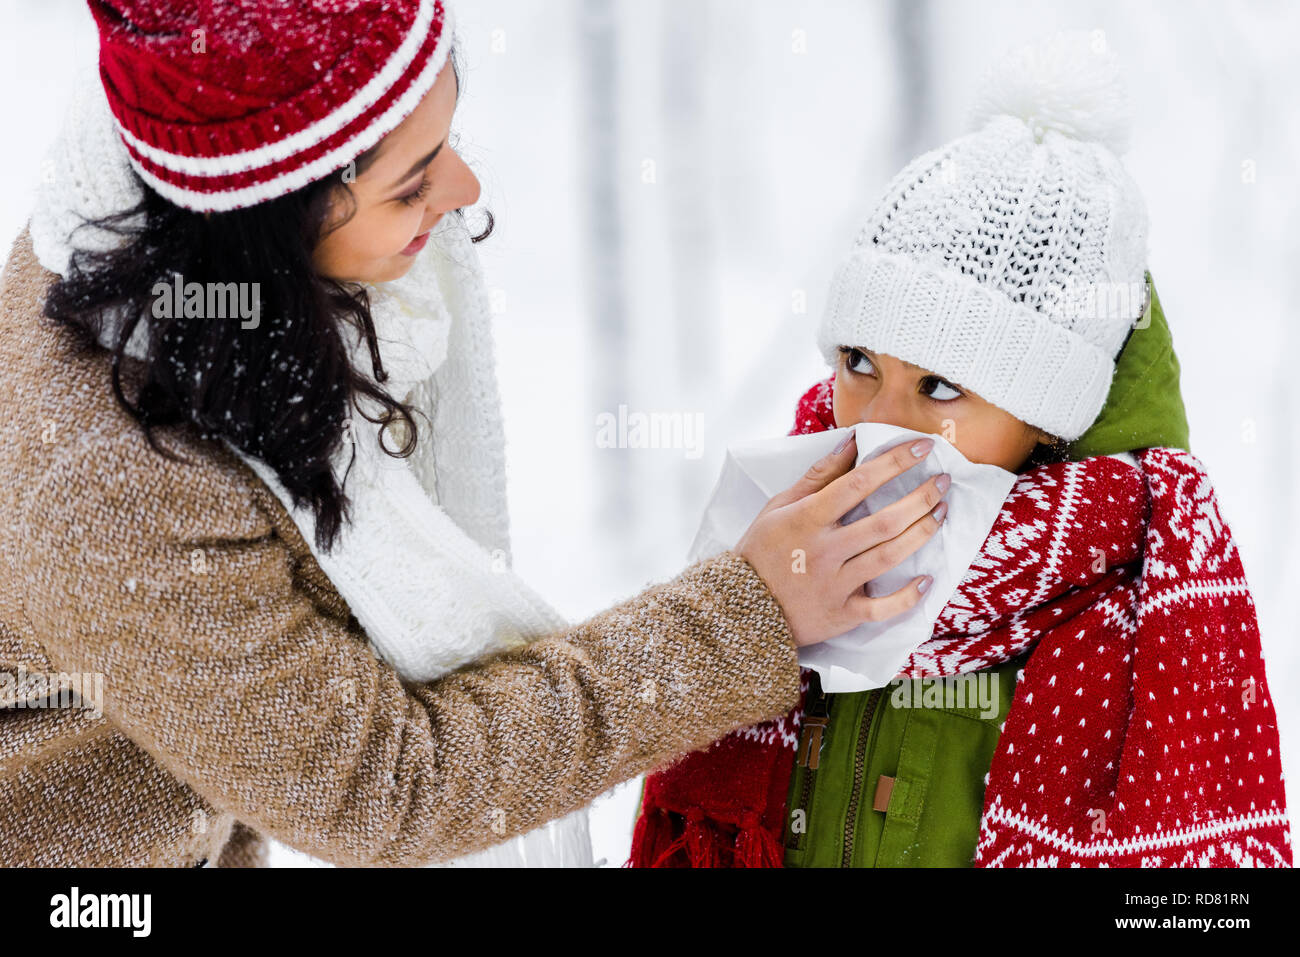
[627,378,1292,867]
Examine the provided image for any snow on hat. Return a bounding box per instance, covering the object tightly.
[87,0,455,213]
[817,30,1150,442]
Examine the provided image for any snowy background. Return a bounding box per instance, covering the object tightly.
[3,0,1296,867]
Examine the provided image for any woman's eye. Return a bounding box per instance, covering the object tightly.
[399,175,431,207]
[922,377,963,401]
[839,346,875,376]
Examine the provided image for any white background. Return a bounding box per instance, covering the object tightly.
[3,0,1296,867]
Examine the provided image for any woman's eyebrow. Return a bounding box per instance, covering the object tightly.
[389,140,445,191]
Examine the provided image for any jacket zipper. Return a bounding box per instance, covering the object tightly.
[787,674,828,851]
[841,687,883,867]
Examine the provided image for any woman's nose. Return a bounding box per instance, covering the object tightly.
[433,149,481,215]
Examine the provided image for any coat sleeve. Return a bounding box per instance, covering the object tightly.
[215,821,268,868]
[20,429,801,866]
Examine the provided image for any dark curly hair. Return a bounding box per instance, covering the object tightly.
[43,47,490,553]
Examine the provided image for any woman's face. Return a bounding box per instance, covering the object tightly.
[312,60,479,284]
[832,345,1053,473]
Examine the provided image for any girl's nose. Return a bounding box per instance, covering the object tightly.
[861,390,914,430]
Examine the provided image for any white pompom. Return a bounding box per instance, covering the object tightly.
[969,30,1133,154]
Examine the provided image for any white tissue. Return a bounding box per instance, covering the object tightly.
[688,422,1018,693]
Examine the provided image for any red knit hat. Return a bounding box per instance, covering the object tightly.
[88,0,456,213]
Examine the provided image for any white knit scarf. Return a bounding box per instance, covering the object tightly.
[28,63,594,868]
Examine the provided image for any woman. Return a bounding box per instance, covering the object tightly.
[0,0,947,866]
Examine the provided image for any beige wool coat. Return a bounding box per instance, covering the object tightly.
[0,225,802,867]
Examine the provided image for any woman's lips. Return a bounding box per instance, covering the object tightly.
[400,214,445,257]
[401,230,431,256]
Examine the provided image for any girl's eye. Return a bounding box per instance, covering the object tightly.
[399,174,431,207]
[921,376,963,401]
[838,346,875,376]
[838,346,964,401]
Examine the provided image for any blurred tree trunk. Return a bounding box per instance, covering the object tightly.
[661,1,718,524]
[579,0,632,530]
[891,0,934,164]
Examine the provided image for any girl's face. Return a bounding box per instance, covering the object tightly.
[832,345,1054,473]
[312,60,479,285]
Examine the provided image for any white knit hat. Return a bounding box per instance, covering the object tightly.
[817,30,1150,441]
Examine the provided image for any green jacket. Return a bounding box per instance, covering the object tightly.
[783,276,1191,867]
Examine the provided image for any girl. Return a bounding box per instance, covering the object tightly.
[629,32,1292,868]
[0,0,942,866]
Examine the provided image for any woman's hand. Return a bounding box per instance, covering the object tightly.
[736,431,949,647]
